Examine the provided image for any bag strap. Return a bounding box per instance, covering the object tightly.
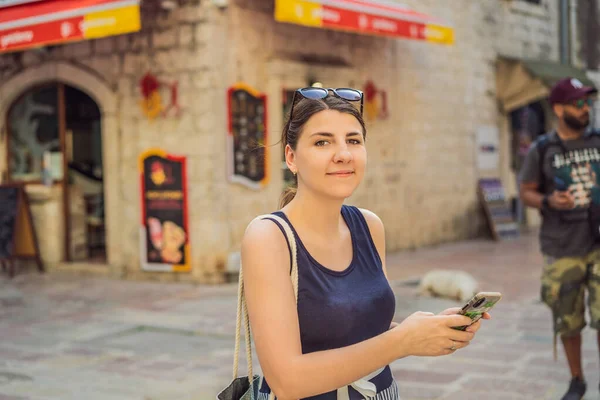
[536,132,568,195]
[232,214,299,399]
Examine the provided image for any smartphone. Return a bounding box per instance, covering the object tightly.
[453,291,502,331]
[554,176,569,192]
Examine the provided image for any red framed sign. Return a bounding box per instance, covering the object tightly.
[227,82,269,189]
[139,149,190,273]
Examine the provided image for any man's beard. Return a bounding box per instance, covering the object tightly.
[564,112,590,131]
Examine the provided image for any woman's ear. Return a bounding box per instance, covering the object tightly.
[284,144,297,175]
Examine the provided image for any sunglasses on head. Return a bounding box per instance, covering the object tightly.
[288,87,364,121]
[569,98,595,109]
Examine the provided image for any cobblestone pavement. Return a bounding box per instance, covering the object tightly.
[1,231,599,400]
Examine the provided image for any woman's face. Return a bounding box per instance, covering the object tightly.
[286,109,366,201]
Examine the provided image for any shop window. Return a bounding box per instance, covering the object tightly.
[509,0,546,17]
[8,85,61,182]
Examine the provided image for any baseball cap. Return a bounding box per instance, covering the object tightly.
[549,77,597,105]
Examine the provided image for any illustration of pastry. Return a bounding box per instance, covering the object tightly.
[160,220,186,264]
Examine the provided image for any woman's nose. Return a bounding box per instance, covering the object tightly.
[333,145,352,163]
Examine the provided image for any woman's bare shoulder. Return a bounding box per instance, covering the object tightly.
[357,208,386,266]
[357,208,385,233]
[241,216,290,271]
[243,215,287,243]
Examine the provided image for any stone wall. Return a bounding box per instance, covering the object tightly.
[226,0,561,252]
[0,0,231,283]
[0,0,565,282]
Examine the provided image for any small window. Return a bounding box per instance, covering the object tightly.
[509,0,547,17]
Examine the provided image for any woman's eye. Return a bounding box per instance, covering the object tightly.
[348,139,362,145]
[315,140,328,146]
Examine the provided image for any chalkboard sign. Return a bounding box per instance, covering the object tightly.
[227,83,269,190]
[0,184,44,277]
[139,149,190,273]
[478,178,520,240]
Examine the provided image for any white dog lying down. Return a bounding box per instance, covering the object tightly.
[418,269,478,303]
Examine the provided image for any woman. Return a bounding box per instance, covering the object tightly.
[242,88,489,400]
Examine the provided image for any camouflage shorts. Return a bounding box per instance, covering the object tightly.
[541,249,600,337]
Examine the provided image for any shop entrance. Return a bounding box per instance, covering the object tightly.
[7,83,105,263]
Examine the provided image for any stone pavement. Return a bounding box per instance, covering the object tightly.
[1,231,600,400]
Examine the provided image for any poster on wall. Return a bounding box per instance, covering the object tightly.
[227,83,269,190]
[139,149,190,272]
[476,126,500,172]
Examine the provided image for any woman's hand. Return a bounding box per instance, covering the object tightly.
[392,311,475,357]
[438,307,492,333]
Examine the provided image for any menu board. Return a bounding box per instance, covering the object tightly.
[478,178,519,240]
[0,186,19,261]
[0,184,44,278]
[139,149,190,272]
[227,83,269,189]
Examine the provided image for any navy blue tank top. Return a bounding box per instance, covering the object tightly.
[259,205,397,400]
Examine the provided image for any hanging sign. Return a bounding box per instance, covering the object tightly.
[227,82,269,189]
[364,80,389,121]
[139,72,181,120]
[139,149,190,272]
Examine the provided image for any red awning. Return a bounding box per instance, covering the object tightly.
[275,0,454,45]
[0,0,140,53]
[0,0,46,8]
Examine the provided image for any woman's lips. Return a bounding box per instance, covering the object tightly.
[327,171,354,177]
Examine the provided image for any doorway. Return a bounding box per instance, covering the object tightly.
[7,83,105,263]
[509,101,547,225]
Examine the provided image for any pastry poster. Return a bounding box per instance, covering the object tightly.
[139,149,190,272]
[227,82,269,189]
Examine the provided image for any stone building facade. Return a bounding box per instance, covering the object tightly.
[0,0,594,283]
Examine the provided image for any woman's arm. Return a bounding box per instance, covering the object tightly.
[242,218,473,400]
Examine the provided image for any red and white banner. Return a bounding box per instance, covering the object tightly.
[0,0,45,9]
[0,0,140,53]
[275,0,454,45]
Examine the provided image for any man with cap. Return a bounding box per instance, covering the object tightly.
[519,77,598,400]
